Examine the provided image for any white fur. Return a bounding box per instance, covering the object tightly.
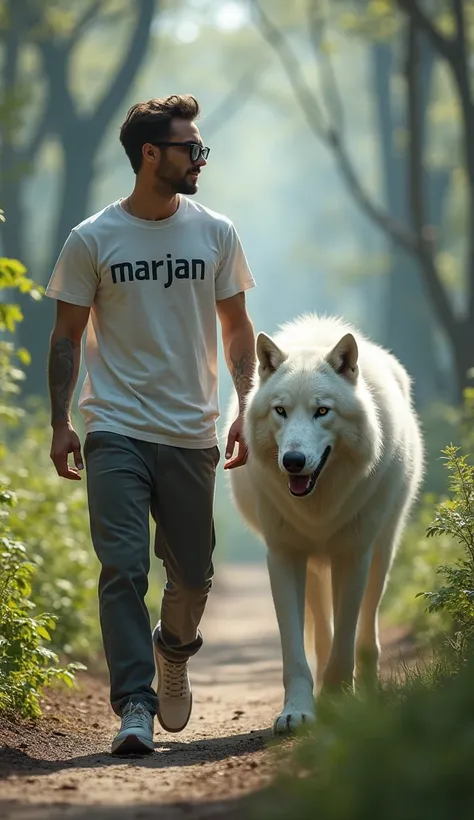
[226,314,424,734]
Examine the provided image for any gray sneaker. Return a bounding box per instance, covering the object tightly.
[111,701,154,756]
[154,646,192,733]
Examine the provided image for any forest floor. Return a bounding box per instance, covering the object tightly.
[0,563,416,819]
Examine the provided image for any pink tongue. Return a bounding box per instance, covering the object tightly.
[289,475,311,495]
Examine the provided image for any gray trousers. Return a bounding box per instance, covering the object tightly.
[84,431,220,717]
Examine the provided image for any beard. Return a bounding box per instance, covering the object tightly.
[174,176,198,195]
[155,164,199,196]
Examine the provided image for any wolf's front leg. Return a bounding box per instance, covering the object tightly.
[266,548,315,734]
[323,548,372,691]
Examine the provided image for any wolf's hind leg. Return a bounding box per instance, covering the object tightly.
[322,548,372,692]
[355,517,403,687]
[305,560,333,692]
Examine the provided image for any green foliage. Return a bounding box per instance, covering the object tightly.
[338,0,400,41]
[0,240,102,659]
[381,493,460,639]
[1,413,100,659]
[254,652,474,820]
[0,255,43,435]
[417,445,474,660]
[0,233,86,717]
[0,487,84,718]
[382,395,474,637]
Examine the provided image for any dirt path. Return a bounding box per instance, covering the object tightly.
[0,564,413,819]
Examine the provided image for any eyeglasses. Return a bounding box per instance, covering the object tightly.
[152,142,210,163]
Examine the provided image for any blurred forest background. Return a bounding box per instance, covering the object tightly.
[1,0,474,668]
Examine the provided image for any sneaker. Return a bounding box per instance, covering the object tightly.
[154,645,192,733]
[111,701,154,756]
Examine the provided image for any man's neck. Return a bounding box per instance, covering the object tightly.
[123,187,180,221]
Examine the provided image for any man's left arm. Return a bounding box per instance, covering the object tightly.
[216,292,256,469]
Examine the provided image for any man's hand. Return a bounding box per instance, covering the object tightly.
[50,423,84,480]
[224,415,248,470]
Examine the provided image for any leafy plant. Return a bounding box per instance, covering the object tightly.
[253,651,474,820]
[417,445,474,660]
[0,254,42,437]
[0,229,85,717]
[0,487,84,717]
[382,393,474,638]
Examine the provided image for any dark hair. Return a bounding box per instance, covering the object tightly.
[119,95,200,174]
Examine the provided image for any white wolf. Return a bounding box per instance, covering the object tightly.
[227,314,424,734]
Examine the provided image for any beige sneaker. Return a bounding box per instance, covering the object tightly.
[111,701,154,756]
[154,646,192,733]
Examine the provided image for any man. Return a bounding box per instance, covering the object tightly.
[45,95,256,756]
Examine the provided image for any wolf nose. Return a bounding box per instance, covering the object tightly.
[282,451,306,473]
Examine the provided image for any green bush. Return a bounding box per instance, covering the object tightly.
[1,410,101,659]
[0,487,83,718]
[254,654,474,820]
[418,445,474,661]
[381,493,461,639]
[0,244,86,715]
[0,255,41,436]
[382,395,474,638]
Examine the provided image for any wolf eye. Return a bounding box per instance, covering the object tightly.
[274,406,287,418]
[314,407,330,418]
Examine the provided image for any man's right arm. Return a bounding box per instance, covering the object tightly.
[48,301,90,480]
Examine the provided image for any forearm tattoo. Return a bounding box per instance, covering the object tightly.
[48,337,80,425]
[230,347,255,412]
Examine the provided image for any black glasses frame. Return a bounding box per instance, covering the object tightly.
[152,142,210,162]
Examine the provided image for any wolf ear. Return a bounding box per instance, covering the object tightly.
[326,333,359,382]
[256,333,287,379]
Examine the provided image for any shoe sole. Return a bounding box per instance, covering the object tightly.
[153,642,193,733]
[111,733,154,756]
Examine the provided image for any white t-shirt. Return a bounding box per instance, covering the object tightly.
[45,196,256,448]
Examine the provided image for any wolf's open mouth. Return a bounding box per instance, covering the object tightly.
[288,446,331,497]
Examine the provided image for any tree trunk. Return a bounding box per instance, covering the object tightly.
[14,0,156,396]
[0,0,27,264]
[16,138,96,395]
[371,40,447,407]
[50,137,96,270]
[453,317,474,403]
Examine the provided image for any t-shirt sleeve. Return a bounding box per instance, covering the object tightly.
[44,229,98,307]
[215,222,256,301]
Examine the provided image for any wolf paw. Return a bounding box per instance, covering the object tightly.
[273,709,316,735]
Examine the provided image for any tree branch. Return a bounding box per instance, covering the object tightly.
[405,16,458,349]
[406,19,425,239]
[37,39,79,131]
[91,0,156,136]
[327,131,418,254]
[203,66,266,136]
[306,0,344,134]
[20,95,54,161]
[251,0,329,140]
[66,0,106,52]
[395,0,454,60]
[252,0,418,255]
[451,0,474,323]
[253,0,463,354]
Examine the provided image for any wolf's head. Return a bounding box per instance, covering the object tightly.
[245,331,381,498]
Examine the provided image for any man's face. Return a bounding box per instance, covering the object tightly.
[151,118,208,195]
